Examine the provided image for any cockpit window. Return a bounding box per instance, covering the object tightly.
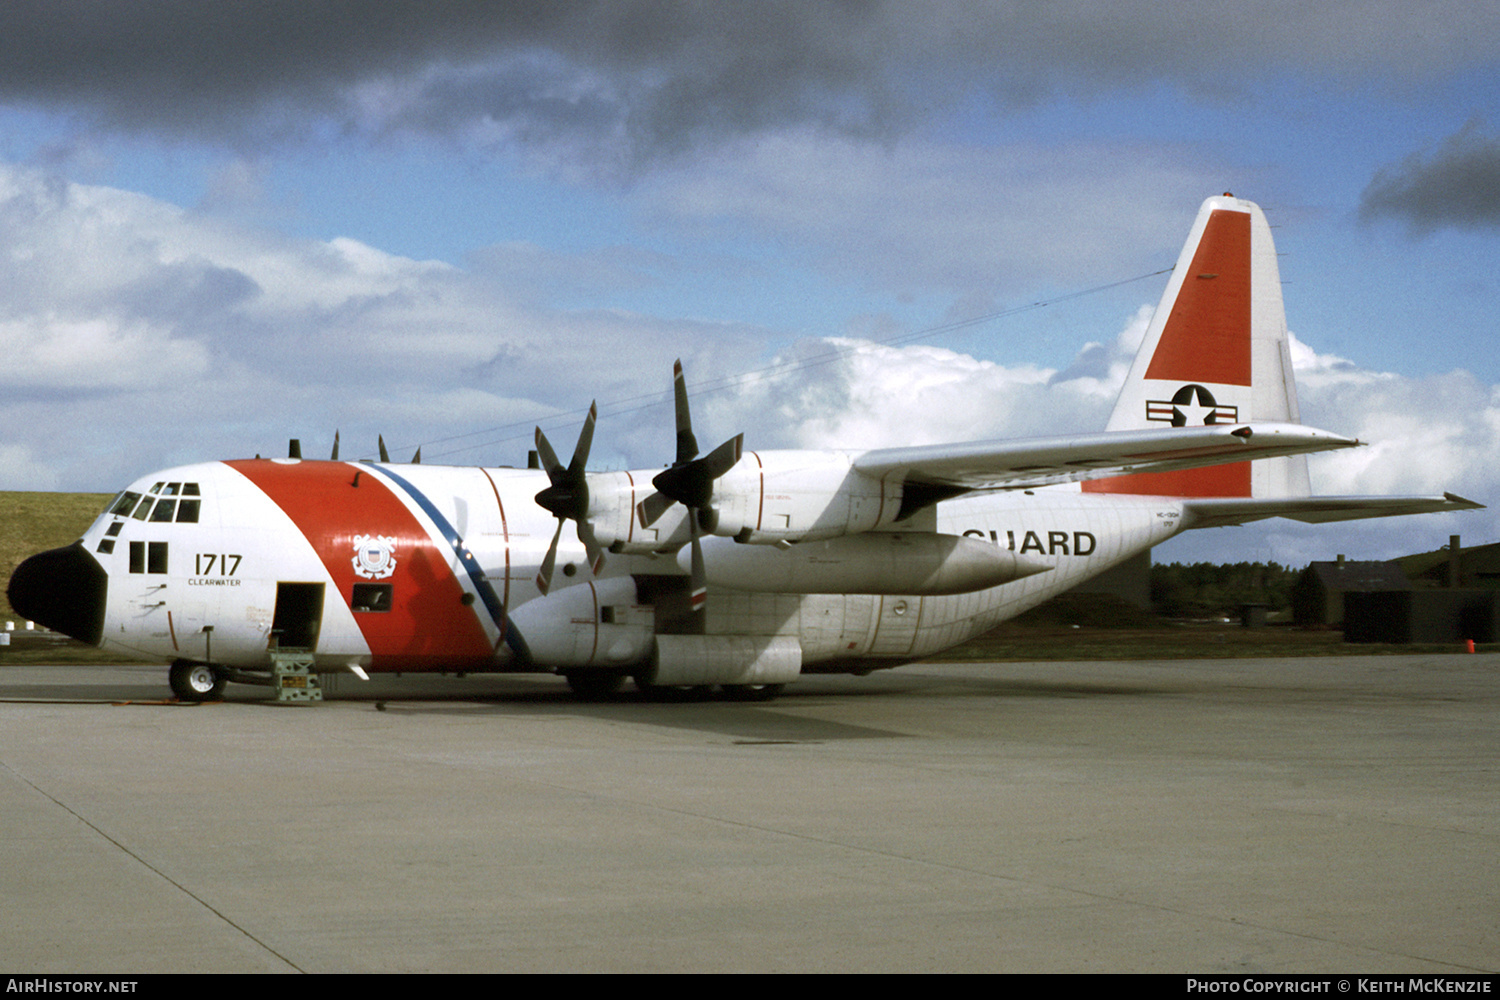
[111,482,203,524]
[108,492,142,517]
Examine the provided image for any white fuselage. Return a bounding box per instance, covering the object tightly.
[73,457,1186,678]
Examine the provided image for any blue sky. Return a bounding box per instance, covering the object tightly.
[0,2,1496,565]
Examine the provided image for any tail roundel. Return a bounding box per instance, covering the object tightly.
[1084,194,1310,499]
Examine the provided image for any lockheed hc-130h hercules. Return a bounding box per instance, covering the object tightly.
[7,195,1480,701]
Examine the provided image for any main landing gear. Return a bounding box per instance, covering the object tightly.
[169,659,227,702]
[561,671,627,701]
[631,677,786,702]
[720,684,785,702]
[562,671,786,702]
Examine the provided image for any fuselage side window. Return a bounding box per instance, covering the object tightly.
[351,583,393,612]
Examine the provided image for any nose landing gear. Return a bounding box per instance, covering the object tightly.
[169,659,227,702]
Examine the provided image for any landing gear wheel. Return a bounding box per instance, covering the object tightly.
[562,671,625,701]
[170,660,226,702]
[722,684,785,702]
[633,678,713,702]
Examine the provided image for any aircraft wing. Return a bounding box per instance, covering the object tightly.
[853,422,1359,495]
[1179,493,1484,528]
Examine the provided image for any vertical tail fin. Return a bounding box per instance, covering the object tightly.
[1084,194,1310,499]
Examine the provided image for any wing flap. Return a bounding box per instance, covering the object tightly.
[854,422,1359,493]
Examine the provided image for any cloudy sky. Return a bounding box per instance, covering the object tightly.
[1,1,1497,565]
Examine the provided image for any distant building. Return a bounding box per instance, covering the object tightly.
[1399,540,1500,590]
[1294,537,1500,642]
[1292,558,1410,628]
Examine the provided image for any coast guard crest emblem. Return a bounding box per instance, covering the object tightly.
[352,535,398,579]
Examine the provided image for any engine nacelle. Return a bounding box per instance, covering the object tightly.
[590,450,912,552]
[680,532,1052,595]
[713,450,900,543]
[507,576,653,667]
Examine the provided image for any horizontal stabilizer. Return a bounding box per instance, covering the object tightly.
[1180,493,1484,529]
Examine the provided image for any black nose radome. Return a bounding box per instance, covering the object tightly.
[7,542,108,647]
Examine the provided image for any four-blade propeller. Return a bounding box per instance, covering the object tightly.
[637,360,743,611]
[532,402,606,596]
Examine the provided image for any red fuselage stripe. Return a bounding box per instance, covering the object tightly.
[227,460,495,667]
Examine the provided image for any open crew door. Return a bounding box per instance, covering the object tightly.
[272,582,325,651]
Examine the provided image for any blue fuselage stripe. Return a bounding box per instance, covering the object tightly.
[375,466,528,659]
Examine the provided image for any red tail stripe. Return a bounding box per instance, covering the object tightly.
[1143,209,1252,387]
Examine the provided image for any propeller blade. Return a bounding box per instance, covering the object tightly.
[378,436,390,463]
[535,519,564,596]
[330,431,340,461]
[701,433,743,478]
[671,359,699,466]
[637,490,673,528]
[288,439,301,459]
[411,446,421,464]
[569,402,597,476]
[688,508,707,612]
[576,519,606,576]
[534,426,563,480]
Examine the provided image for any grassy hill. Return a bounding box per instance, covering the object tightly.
[1,491,114,623]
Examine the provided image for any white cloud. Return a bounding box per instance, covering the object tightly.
[0,162,763,485]
[1300,367,1499,499]
[0,314,209,389]
[703,336,1098,454]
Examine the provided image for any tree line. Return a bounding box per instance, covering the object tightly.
[1149,561,1301,618]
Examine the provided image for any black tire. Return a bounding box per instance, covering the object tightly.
[722,683,785,702]
[562,671,625,701]
[169,660,226,702]
[633,678,713,702]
